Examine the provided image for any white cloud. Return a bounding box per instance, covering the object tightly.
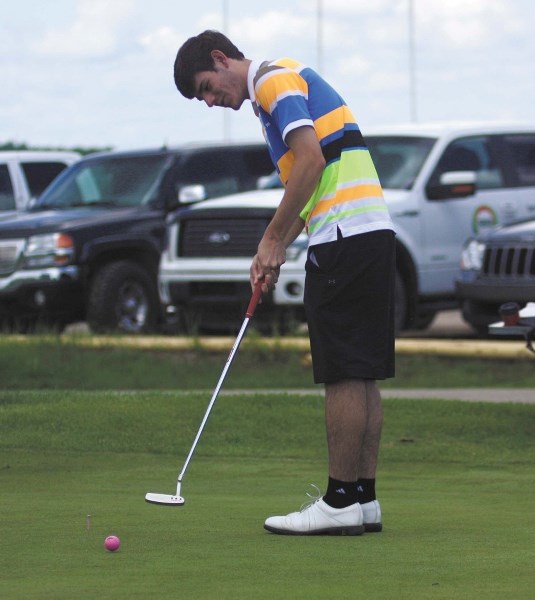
[231,11,314,47]
[368,70,407,93]
[139,26,185,58]
[337,55,371,77]
[198,10,227,31]
[35,0,135,58]
[3,0,535,149]
[317,0,400,15]
[416,0,525,48]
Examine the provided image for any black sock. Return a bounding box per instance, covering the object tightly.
[323,477,358,508]
[356,478,376,504]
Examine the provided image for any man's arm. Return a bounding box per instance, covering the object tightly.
[283,216,306,248]
[251,125,325,292]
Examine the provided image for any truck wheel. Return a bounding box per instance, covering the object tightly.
[87,261,159,333]
[394,270,408,334]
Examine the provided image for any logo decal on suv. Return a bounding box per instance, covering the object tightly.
[208,232,231,245]
[472,205,497,234]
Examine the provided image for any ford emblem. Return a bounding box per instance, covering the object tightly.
[208,231,231,245]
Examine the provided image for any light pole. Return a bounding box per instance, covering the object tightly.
[223,0,230,140]
[408,0,417,122]
[317,0,323,75]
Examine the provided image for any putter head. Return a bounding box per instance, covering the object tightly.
[145,492,185,506]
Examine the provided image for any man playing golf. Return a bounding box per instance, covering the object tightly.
[174,30,395,535]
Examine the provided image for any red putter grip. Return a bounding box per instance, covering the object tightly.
[245,281,263,318]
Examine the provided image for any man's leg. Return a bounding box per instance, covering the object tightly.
[263,378,383,535]
[263,378,368,535]
[357,380,383,478]
[324,379,368,481]
[324,378,383,480]
[358,380,384,531]
[323,378,383,532]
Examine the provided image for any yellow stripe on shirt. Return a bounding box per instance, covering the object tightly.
[313,106,357,141]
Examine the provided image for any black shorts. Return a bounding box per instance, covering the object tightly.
[304,229,396,384]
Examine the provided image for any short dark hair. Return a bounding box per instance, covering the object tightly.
[174,30,245,99]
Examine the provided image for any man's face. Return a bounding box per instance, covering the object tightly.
[193,60,247,110]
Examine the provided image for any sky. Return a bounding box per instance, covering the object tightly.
[2,0,534,151]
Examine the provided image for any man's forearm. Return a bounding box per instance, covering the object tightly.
[262,125,324,246]
[283,217,305,248]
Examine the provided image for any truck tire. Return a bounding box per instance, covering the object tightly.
[87,261,159,334]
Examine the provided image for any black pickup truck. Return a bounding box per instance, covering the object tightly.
[0,143,273,333]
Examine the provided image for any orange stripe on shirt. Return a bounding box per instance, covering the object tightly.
[256,71,308,112]
[314,106,357,141]
[277,150,294,184]
[272,57,303,70]
[311,184,384,216]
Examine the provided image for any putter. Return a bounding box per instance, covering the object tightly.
[145,281,264,506]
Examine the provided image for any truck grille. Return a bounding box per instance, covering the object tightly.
[0,240,25,275]
[483,244,535,278]
[179,216,272,258]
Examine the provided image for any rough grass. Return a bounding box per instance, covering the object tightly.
[0,335,534,389]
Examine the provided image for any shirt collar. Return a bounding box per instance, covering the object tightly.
[247,60,262,101]
[247,60,263,116]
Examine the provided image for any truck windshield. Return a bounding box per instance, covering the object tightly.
[36,154,169,209]
[366,136,436,190]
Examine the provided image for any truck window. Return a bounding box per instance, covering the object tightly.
[21,162,67,198]
[241,148,274,189]
[175,151,241,199]
[37,154,169,208]
[0,165,16,210]
[430,136,503,190]
[365,136,435,190]
[502,134,535,187]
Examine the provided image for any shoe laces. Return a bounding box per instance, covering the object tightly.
[299,484,323,512]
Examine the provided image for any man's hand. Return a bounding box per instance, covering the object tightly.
[250,238,285,294]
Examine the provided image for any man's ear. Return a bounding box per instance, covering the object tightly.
[210,49,229,68]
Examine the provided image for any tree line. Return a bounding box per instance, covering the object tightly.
[0,141,112,156]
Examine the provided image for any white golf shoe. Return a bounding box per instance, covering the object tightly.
[361,499,382,532]
[264,496,365,536]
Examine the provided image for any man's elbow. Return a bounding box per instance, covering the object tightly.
[312,152,326,177]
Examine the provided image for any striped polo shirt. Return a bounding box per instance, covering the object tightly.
[248,58,393,246]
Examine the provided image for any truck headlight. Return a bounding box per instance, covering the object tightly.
[460,239,486,271]
[24,233,74,268]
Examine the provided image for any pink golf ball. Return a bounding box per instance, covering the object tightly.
[104,535,121,552]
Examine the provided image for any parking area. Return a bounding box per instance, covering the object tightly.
[401,310,475,339]
[64,309,475,338]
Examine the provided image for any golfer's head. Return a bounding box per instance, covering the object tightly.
[174,30,245,99]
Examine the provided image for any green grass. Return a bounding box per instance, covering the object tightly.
[1,389,534,599]
[0,334,534,389]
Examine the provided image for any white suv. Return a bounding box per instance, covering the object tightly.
[0,151,80,214]
[159,122,535,333]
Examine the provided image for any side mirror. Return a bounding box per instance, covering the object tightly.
[178,184,207,203]
[426,171,477,200]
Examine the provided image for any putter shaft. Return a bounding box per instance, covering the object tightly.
[146,282,263,505]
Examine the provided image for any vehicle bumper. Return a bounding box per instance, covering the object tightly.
[0,266,83,316]
[159,264,305,307]
[0,265,80,292]
[158,263,306,330]
[456,272,535,328]
[456,274,535,304]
